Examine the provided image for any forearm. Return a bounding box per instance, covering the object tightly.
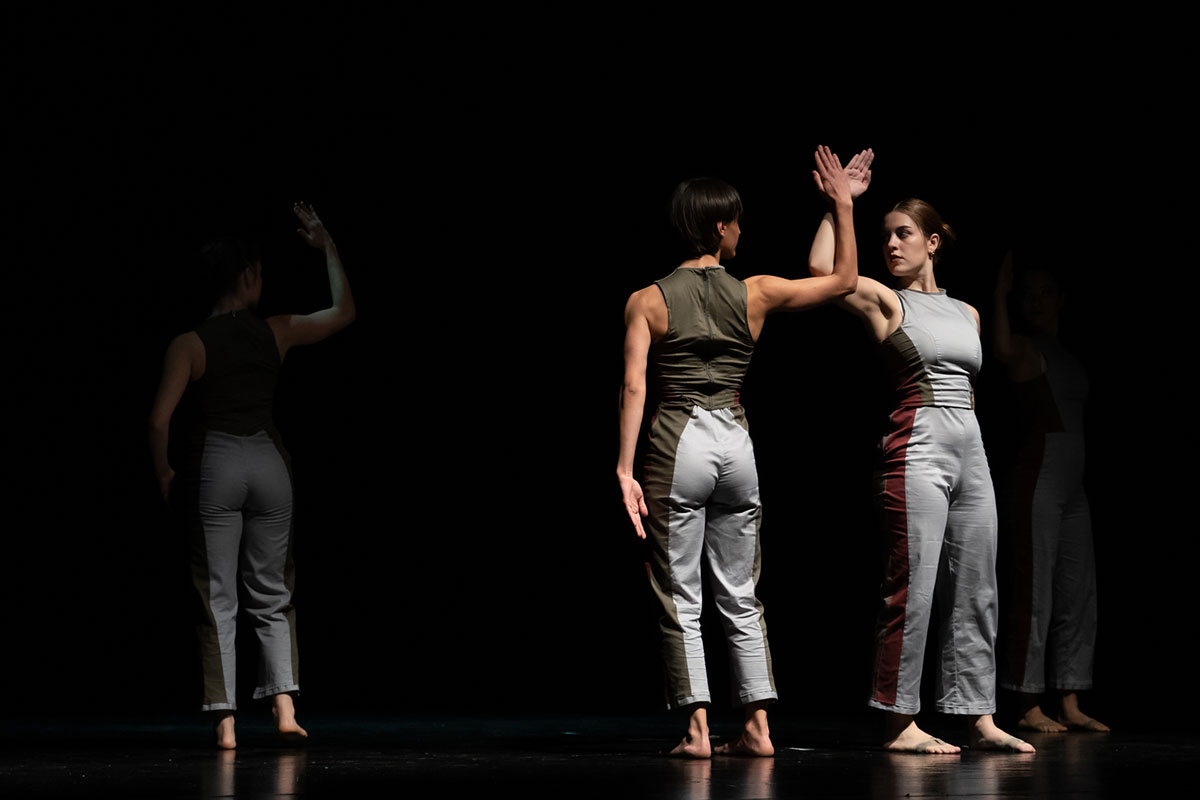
[616,384,645,477]
[323,242,356,323]
[992,288,1014,363]
[808,212,835,277]
[828,200,858,294]
[148,422,171,477]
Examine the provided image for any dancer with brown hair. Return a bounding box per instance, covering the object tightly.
[808,155,1034,753]
[149,203,355,749]
[993,253,1108,733]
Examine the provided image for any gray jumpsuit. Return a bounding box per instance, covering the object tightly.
[642,266,777,710]
[868,288,999,716]
[1000,335,1097,693]
[178,310,299,711]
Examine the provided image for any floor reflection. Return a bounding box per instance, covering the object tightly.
[0,715,1183,799]
[200,748,307,798]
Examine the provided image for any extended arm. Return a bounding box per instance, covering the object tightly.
[806,147,898,341]
[147,332,204,501]
[807,148,871,279]
[268,203,357,360]
[744,146,859,334]
[617,291,653,539]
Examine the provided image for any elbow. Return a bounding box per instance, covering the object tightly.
[807,260,832,278]
[833,273,858,298]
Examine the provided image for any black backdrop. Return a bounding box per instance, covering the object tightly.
[7,11,1190,731]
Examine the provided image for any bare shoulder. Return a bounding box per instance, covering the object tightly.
[625,283,668,341]
[166,330,205,379]
[961,301,981,332]
[265,314,291,334]
[169,330,204,357]
[857,276,898,306]
[625,284,665,317]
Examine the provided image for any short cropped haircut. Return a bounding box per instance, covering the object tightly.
[670,178,743,258]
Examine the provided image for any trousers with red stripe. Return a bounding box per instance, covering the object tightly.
[868,405,999,715]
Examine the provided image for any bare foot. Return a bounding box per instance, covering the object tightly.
[1017,705,1068,733]
[668,707,711,759]
[713,732,774,757]
[1059,692,1110,731]
[883,721,961,754]
[1059,712,1110,732]
[669,732,712,759]
[714,704,774,757]
[213,712,236,750]
[969,714,1035,753]
[272,694,308,744]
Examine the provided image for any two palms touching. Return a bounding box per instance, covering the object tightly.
[811,147,874,202]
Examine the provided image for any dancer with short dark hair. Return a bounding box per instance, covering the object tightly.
[148,202,355,749]
[618,147,859,757]
[808,154,1034,753]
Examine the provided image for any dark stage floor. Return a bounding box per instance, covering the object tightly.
[1,714,1194,798]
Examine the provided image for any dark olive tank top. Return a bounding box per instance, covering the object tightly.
[652,266,754,410]
[192,311,281,436]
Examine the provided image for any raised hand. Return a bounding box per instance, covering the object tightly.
[618,474,649,539]
[811,145,853,207]
[845,148,874,199]
[294,202,334,250]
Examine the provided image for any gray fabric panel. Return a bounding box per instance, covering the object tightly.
[653,407,776,709]
[894,290,980,409]
[869,407,998,715]
[195,430,298,710]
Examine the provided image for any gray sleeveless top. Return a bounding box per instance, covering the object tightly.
[881,288,981,410]
[652,266,754,410]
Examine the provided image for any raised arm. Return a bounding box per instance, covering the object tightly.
[617,288,659,539]
[808,148,871,277]
[992,250,1041,381]
[148,332,205,501]
[267,203,357,361]
[806,147,899,342]
[744,146,859,337]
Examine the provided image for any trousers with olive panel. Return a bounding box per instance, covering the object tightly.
[642,266,776,709]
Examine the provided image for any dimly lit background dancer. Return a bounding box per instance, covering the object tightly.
[148,203,355,749]
[993,253,1108,733]
[617,147,858,757]
[808,161,1034,753]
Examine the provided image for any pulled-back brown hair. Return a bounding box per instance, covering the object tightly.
[891,198,956,264]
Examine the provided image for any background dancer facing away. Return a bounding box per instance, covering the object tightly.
[148,203,355,749]
[993,254,1109,733]
[808,154,1034,754]
[617,146,858,758]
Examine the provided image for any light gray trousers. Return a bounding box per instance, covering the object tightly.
[1001,433,1097,693]
[643,405,777,709]
[870,406,999,716]
[191,430,299,711]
